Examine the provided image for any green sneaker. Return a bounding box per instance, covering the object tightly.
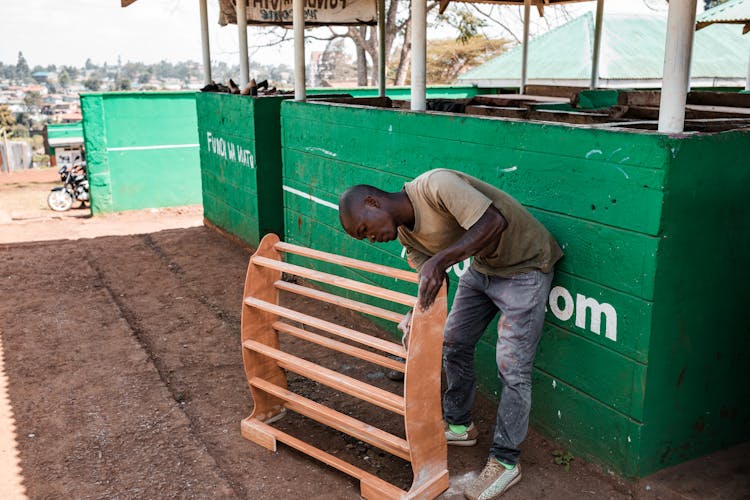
[444,421,478,446]
[464,459,522,500]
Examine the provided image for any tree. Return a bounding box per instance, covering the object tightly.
[84,77,102,91]
[62,65,80,80]
[23,91,43,113]
[16,51,31,81]
[317,39,357,85]
[0,105,15,130]
[10,124,29,138]
[304,0,421,86]
[14,112,32,129]
[426,36,509,83]
[116,78,131,91]
[58,69,71,88]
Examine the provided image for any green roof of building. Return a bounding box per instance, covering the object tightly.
[457,12,750,86]
[697,0,750,29]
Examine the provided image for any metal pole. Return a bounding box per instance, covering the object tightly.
[410,0,426,111]
[657,0,697,133]
[199,0,212,85]
[520,0,531,94]
[746,47,750,91]
[590,0,604,89]
[237,0,250,87]
[294,0,306,101]
[2,129,10,173]
[378,0,386,97]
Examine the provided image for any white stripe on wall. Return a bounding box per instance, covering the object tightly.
[107,143,199,152]
[283,185,339,211]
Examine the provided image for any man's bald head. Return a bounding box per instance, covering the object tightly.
[339,185,387,218]
[338,184,399,243]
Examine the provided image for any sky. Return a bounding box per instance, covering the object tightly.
[0,0,694,69]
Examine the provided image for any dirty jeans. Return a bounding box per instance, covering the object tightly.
[442,266,553,466]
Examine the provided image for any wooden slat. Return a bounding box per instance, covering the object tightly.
[274,322,405,373]
[241,418,406,499]
[274,280,405,323]
[252,256,417,307]
[243,339,405,415]
[245,297,407,358]
[275,241,420,283]
[250,377,411,461]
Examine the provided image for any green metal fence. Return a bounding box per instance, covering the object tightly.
[80,91,202,215]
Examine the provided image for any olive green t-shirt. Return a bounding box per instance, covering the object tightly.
[397,169,563,277]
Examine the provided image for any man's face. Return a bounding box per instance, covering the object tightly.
[341,196,398,243]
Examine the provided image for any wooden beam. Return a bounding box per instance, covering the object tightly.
[243,339,406,415]
[245,297,407,357]
[274,280,405,323]
[687,91,750,108]
[250,377,411,460]
[275,241,419,283]
[241,418,407,499]
[251,255,417,307]
[273,321,406,372]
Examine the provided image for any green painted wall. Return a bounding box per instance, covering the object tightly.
[307,85,496,99]
[639,130,750,473]
[278,101,750,478]
[80,91,201,214]
[197,93,284,247]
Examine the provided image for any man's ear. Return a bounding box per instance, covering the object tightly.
[364,195,380,208]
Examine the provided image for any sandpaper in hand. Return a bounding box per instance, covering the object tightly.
[398,309,413,350]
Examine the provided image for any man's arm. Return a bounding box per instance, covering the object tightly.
[405,245,430,272]
[418,205,507,310]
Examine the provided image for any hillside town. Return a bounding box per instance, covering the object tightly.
[0,52,295,170]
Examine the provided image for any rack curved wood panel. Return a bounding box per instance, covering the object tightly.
[240,233,449,499]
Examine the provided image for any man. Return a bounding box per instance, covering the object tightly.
[338,169,562,500]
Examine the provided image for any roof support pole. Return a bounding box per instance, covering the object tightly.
[411,0,427,111]
[590,0,604,89]
[294,0,306,101]
[378,0,387,97]
[237,0,250,87]
[199,0,212,85]
[520,0,531,94]
[746,47,750,91]
[657,0,697,133]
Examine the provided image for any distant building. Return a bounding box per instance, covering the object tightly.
[44,122,84,168]
[457,12,750,88]
[31,71,51,83]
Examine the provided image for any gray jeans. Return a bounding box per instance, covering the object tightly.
[442,266,553,465]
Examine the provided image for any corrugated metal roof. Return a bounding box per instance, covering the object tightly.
[458,12,750,84]
[697,0,750,29]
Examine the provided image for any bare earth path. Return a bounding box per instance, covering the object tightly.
[0,170,747,499]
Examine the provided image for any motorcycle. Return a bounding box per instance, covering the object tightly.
[47,162,90,212]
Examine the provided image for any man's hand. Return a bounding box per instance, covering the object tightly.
[417,257,446,311]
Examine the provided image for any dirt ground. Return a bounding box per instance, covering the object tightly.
[1,171,748,499]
